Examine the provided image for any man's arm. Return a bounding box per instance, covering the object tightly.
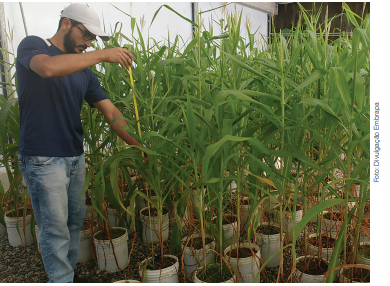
[93,99,141,148]
[29,48,133,78]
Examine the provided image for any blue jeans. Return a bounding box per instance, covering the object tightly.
[18,154,86,283]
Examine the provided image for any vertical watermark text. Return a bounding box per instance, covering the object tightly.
[373,102,380,182]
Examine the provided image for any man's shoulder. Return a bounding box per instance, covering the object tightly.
[18,36,48,49]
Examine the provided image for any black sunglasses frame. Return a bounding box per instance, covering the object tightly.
[70,20,96,42]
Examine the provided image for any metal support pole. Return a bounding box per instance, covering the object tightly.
[0,2,9,99]
[19,2,28,36]
[191,2,198,39]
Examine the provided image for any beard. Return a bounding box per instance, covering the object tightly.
[63,28,87,54]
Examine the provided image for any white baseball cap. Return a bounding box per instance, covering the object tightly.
[60,3,109,41]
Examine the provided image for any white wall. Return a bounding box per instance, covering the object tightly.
[197,2,268,48]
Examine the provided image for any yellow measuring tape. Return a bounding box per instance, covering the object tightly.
[129,67,142,139]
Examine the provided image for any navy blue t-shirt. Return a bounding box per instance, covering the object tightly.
[16,36,108,156]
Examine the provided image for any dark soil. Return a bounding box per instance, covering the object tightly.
[296,257,328,275]
[182,236,213,250]
[82,220,97,231]
[323,212,341,221]
[230,247,255,258]
[257,225,280,235]
[196,263,234,283]
[308,235,336,248]
[94,228,126,240]
[223,215,237,224]
[140,207,168,217]
[343,268,370,282]
[359,244,370,259]
[145,256,176,270]
[274,204,302,213]
[6,208,33,218]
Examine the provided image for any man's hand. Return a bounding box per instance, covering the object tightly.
[102,47,133,69]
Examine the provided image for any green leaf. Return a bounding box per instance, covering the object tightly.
[202,135,269,180]
[332,67,352,108]
[186,97,197,152]
[293,68,328,92]
[326,211,353,282]
[300,98,340,121]
[293,199,345,239]
[150,4,198,28]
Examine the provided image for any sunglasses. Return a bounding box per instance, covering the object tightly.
[70,20,96,42]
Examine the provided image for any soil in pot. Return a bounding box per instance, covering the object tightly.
[82,220,94,231]
[296,257,328,275]
[358,244,370,259]
[140,207,168,217]
[94,228,126,240]
[343,268,370,282]
[6,208,33,218]
[230,247,254,259]
[183,236,213,250]
[323,212,342,221]
[145,256,176,270]
[222,215,237,224]
[196,263,234,283]
[257,225,280,235]
[308,235,336,248]
[274,204,302,212]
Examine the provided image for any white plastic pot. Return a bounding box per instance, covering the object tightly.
[77,221,98,264]
[140,207,169,244]
[224,242,261,283]
[282,209,303,242]
[191,188,206,210]
[93,227,129,272]
[108,206,133,229]
[340,265,370,283]
[295,255,327,283]
[333,201,357,216]
[359,228,370,243]
[256,223,283,268]
[222,215,238,240]
[181,234,215,282]
[228,180,237,191]
[239,204,259,231]
[194,266,236,283]
[262,192,281,213]
[108,208,120,227]
[113,280,140,283]
[124,205,135,232]
[321,211,342,237]
[139,254,179,283]
[138,188,157,213]
[307,233,334,262]
[4,209,34,247]
[85,204,97,220]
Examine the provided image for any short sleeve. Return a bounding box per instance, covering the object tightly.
[17,36,51,71]
[84,70,109,107]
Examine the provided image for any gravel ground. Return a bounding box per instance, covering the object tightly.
[0,223,317,283]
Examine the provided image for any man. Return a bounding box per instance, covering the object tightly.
[16,3,140,283]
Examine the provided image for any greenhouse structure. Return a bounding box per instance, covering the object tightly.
[0,1,371,283]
